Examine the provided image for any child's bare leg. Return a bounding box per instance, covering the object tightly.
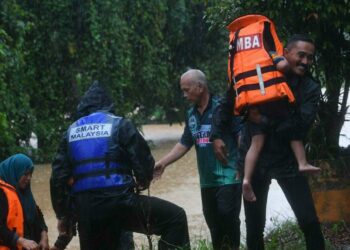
[290,140,320,173]
[243,134,265,202]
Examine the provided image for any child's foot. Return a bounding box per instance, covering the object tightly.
[242,180,257,202]
[299,163,321,174]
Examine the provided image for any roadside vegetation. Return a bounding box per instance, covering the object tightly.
[1,1,348,165]
[189,221,349,249]
[137,219,349,249]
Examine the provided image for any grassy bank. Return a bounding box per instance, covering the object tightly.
[163,220,350,250]
[260,219,349,250]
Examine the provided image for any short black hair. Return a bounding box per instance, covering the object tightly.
[286,34,315,49]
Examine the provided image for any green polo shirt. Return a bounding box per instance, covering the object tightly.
[180,95,241,188]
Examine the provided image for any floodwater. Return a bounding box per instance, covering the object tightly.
[31,124,296,249]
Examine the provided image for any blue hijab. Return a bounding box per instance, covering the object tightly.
[0,154,37,224]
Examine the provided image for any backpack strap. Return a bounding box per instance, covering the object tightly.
[228,29,241,97]
[263,22,276,51]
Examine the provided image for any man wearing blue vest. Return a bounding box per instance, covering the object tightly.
[50,81,190,250]
[154,69,242,250]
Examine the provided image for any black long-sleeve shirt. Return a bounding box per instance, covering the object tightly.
[50,117,155,218]
[212,73,321,178]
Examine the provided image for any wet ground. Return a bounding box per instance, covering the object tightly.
[31,124,296,249]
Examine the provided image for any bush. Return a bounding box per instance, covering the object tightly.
[264,219,306,250]
[263,219,339,250]
[322,221,350,249]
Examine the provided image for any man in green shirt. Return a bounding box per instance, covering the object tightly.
[154,69,242,250]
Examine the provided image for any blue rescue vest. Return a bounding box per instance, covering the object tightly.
[67,112,133,193]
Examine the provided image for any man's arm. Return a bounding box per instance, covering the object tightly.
[277,78,321,139]
[296,79,321,132]
[153,143,190,179]
[210,90,236,164]
[35,205,49,250]
[118,119,155,190]
[210,89,235,141]
[50,132,72,219]
[154,116,193,179]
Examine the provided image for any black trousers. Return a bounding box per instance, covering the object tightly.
[75,192,190,250]
[244,174,325,250]
[201,184,242,249]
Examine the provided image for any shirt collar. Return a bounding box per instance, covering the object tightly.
[194,94,213,115]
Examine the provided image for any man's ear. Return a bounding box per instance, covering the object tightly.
[283,47,289,57]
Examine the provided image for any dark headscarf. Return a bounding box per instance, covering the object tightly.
[75,81,115,119]
[0,154,37,224]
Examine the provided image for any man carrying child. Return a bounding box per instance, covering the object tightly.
[212,33,325,249]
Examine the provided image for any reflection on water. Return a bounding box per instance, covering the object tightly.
[31,125,211,249]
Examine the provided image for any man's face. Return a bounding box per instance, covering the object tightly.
[180,77,202,105]
[284,41,315,76]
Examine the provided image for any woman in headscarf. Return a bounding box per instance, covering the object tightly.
[0,154,49,250]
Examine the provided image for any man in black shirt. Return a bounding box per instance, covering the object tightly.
[211,34,325,249]
[51,82,190,250]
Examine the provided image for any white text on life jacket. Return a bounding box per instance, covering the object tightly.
[236,34,262,52]
[69,123,112,142]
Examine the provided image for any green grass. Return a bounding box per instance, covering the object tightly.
[264,219,308,250]
[138,220,349,249]
[262,219,342,250]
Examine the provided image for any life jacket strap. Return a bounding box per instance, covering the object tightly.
[235,65,277,82]
[72,174,129,193]
[72,155,118,166]
[229,29,241,95]
[236,76,286,95]
[0,182,16,191]
[73,165,128,181]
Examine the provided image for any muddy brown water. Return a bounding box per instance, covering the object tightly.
[31,124,294,249]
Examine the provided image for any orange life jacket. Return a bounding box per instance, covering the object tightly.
[0,180,24,250]
[227,14,295,115]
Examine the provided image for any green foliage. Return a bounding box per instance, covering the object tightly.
[0,1,34,159]
[322,221,350,248]
[2,0,348,163]
[192,239,212,249]
[0,0,228,161]
[264,219,335,250]
[0,113,16,158]
[265,219,306,250]
[206,0,350,158]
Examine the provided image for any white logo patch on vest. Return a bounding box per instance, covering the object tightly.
[69,123,112,142]
[236,33,262,52]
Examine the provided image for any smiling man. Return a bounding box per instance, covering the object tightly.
[212,34,325,250]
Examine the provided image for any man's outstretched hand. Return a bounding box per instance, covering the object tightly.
[153,161,165,181]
